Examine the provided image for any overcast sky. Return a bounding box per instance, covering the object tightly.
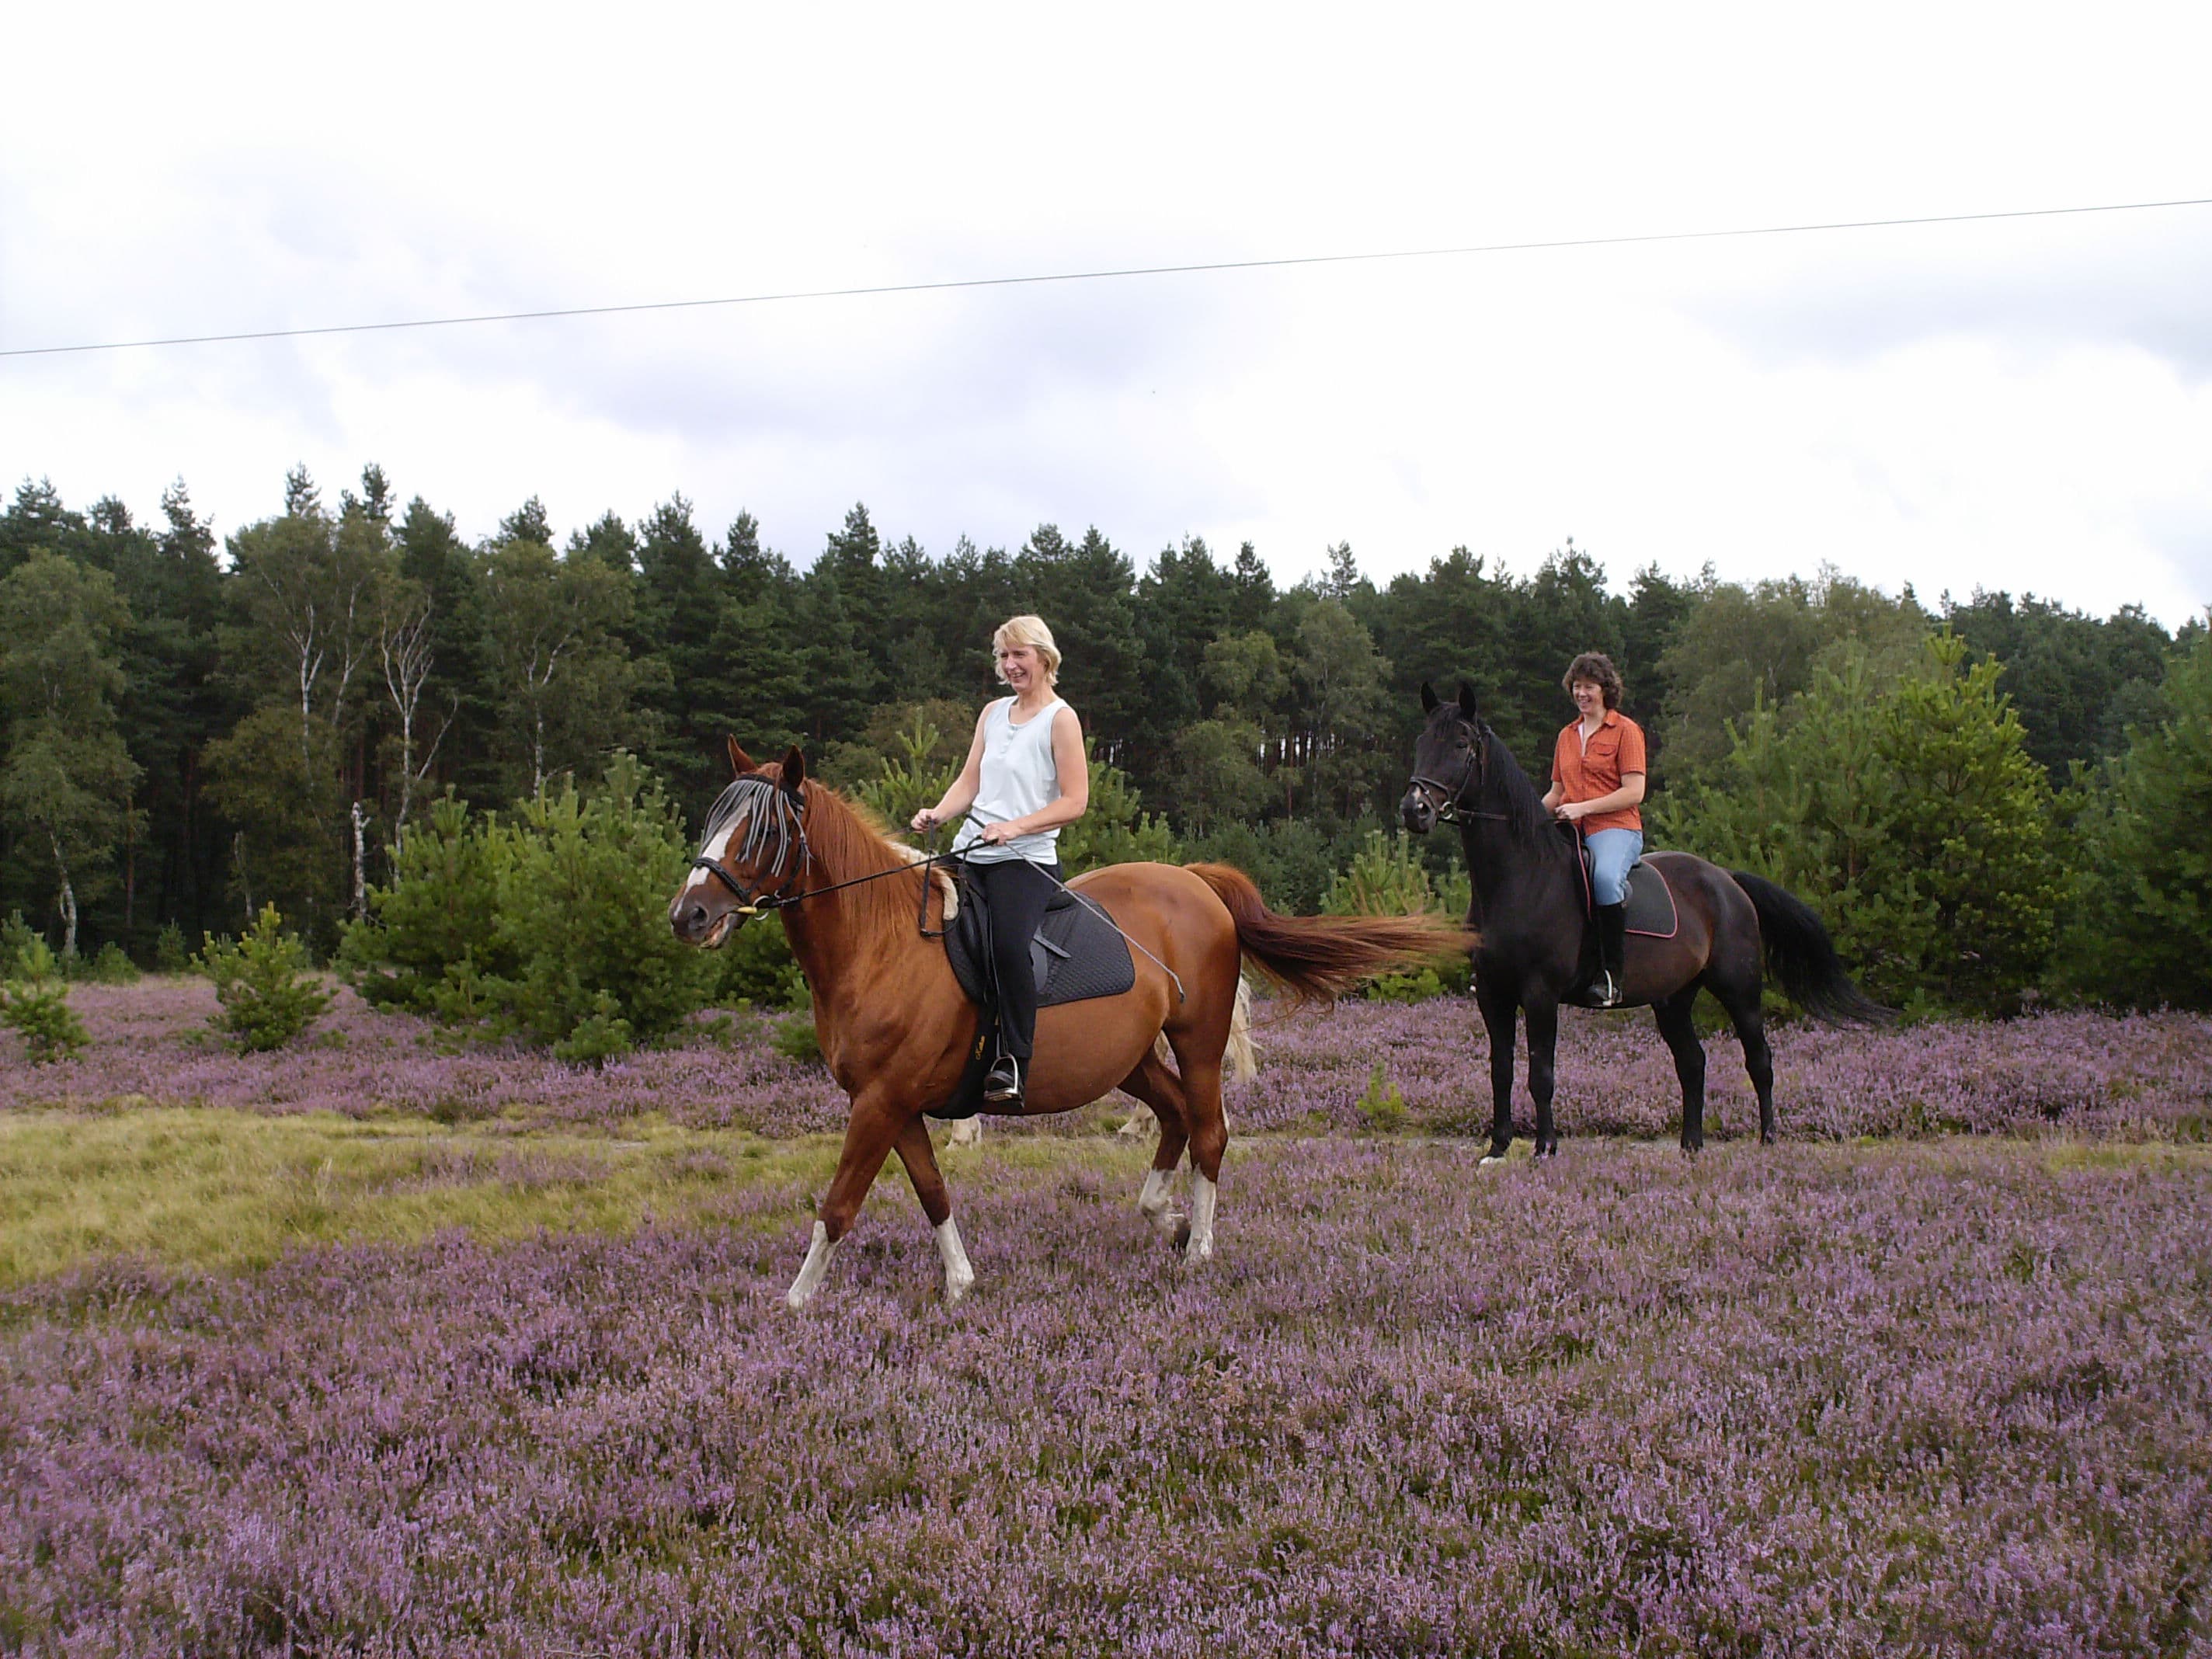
[4,3,2208,628]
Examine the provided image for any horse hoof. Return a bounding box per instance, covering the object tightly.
[1478,1153,1508,1167]
[1536,1141,1558,1159]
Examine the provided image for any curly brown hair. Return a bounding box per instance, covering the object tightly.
[1561,652,1624,711]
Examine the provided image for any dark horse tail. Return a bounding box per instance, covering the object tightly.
[1729,870,1893,1026]
[1184,864,1473,1003]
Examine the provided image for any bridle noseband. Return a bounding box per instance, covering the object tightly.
[690,850,807,916]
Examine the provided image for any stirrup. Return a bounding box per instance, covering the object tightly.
[1591,972,1622,1009]
[983,1055,1023,1102]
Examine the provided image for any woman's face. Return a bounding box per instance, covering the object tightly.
[1570,678,1606,719]
[997,642,1044,691]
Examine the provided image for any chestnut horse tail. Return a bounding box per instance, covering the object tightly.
[1183,863,1472,1005]
[1729,869,1894,1026]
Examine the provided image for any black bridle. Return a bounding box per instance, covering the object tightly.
[1407,725,1511,825]
[689,776,816,917]
[689,775,957,922]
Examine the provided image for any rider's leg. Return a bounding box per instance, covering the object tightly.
[976,857,1061,1100]
[1585,829,1642,1007]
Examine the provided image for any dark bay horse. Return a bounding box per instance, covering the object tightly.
[1401,683,1887,1159]
[672,739,1467,1307]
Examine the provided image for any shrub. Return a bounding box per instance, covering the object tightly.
[152,922,193,974]
[2058,630,2212,1010]
[0,910,38,979]
[1657,635,2071,1014]
[1325,830,1473,998]
[1326,829,1440,919]
[70,941,140,985]
[711,916,809,1011]
[339,791,513,1015]
[1355,1063,1408,1131]
[483,754,718,1058]
[0,937,89,1062]
[1184,819,1351,914]
[195,905,334,1053]
[339,760,727,1060]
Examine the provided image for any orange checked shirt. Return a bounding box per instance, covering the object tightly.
[1550,709,1647,834]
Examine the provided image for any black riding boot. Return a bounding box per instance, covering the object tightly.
[1594,903,1627,1007]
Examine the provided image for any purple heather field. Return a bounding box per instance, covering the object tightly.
[5,976,2212,1143]
[4,982,2211,1655]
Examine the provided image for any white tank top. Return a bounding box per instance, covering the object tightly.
[954,696,1066,864]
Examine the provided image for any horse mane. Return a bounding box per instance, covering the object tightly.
[751,764,950,934]
[1480,724,1570,858]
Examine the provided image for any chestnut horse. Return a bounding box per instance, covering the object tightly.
[671,740,1466,1308]
[1401,683,1888,1160]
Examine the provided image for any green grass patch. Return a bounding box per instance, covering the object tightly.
[0,1109,850,1285]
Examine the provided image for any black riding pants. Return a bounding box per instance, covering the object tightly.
[969,855,1062,1060]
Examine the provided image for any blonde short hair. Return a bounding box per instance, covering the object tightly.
[992,614,1062,686]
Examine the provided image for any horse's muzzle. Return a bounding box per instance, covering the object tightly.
[1400,788,1436,836]
[669,892,734,948]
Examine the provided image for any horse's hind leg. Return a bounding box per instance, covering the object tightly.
[1168,1042,1227,1261]
[892,1116,974,1304]
[1117,1048,1191,1240]
[1653,989,1708,1154]
[1716,981,1776,1144]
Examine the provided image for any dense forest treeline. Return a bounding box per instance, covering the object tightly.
[1,464,2205,1014]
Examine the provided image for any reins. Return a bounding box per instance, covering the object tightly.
[690,775,948,920]
[692,787,1184,1002]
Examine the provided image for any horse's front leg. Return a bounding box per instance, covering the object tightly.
[1523,997,1560,1157]
[892,1115,974,1304]
[788,1093,904,1309]
[1475,979,1519,1163]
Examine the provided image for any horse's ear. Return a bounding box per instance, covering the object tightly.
[1457,682,1480,718]
[728,737,756,775]
[1421,681,1439,714]
[779,744,808,797]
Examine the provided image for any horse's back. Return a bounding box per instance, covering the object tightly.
[1641,850,1762,971]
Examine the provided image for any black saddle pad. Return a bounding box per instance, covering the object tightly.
[930,871,1137,1123]
[944,871,1136,1014]
[1573,847,1678,937]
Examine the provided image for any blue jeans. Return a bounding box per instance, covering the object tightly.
[1586,828,1643,907]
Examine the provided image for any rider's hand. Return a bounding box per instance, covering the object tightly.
[910,807,939,833]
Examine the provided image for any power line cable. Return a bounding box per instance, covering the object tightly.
[5,194,2210,360]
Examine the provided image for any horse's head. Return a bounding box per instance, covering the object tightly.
[669,736,811,947]
[1402,681,1486,835]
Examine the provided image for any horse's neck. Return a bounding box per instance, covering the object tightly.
[1458,816,1573,921]
[774,836,937,1005]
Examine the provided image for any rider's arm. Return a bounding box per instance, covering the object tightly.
[912,710,990,831]
[1560,772,1645,821]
